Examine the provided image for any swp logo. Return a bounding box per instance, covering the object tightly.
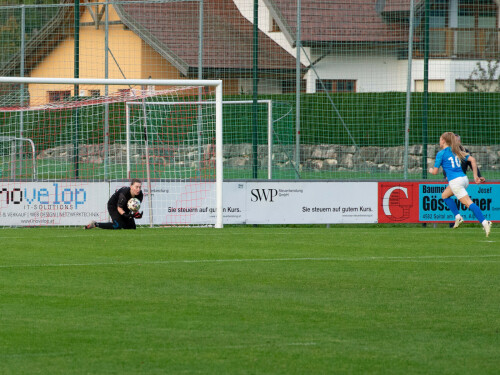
[250,188,278,202]
[0,183,87,209]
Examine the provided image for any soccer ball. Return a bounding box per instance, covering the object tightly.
[127,198,141,212]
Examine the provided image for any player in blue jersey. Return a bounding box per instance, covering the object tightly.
[443,133,485,228]
[428,132,492,237]
[442,133,485,183]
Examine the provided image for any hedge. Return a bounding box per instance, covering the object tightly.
[1,92,500,151]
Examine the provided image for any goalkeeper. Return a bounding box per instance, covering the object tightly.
[85,178,144,230]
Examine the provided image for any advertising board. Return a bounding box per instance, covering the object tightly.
[0,182,108,226]
[379,182,500,223]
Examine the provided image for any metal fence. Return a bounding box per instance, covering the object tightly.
[1,0,499,181]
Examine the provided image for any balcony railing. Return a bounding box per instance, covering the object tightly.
[417,28,500,59]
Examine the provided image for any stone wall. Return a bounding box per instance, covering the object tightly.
[36,143,500,172]
[223,144,500,173]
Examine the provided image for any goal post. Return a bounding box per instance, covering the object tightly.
[0,77,223,228]
[0,136,37,180]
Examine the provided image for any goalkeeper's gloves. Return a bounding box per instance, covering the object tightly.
[122,211,133,219]
[133,211,143,219]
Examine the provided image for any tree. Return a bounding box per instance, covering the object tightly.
[461,60,500,92]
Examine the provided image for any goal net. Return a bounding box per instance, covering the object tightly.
[0,77,223,228]
[127,99,274,179]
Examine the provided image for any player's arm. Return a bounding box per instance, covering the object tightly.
[468,155,482,184]
[428,167,439,175]
[477,167,484,178]
[133,193,144,219]
[429,150,443,175]
[428,157,440,175]
[473,159,485,181]
[466,158,485,181]
[117,194,129,216]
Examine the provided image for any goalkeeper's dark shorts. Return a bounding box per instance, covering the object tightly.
[109,209,136,230]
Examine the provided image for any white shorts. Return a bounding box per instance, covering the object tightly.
[449,176,469,199]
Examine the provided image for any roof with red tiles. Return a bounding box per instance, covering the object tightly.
[115,0,299,75]
[263,0,413,45]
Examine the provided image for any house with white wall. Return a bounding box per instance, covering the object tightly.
[234,0,500,93]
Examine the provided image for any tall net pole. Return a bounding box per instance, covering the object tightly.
[73,0,80,179]
[404,0,416,180]
[422,0,430,179]
[294,0,301,179]
[252,0,259,179]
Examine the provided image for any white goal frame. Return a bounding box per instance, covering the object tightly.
[0,136,37,180]
[0,77,224,228]
[125,99,273,179]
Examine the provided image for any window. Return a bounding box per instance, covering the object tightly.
[428,0,449,55]
[89,89,100,97]
[316,81,333,92]
[282,80,306,93]
[429,0,448,28]
[414,80,445,93]
[456,79,499,92]
[316,80,356,93]
[48,91,71,102]
[417,0,498,58]
[459,0,496,28]
[457,0,497,56]
[336,80,356,92]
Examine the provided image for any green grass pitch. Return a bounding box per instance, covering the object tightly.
[1,226,498,374]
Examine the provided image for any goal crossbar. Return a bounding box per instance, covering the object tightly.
[0,77,222,87]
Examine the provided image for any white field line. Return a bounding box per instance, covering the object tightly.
[0,254,500,269]
[0,340,323,359]
[0,227,494,243]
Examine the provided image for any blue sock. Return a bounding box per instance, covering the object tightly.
[443,198,460,216]
[469,203,485,224]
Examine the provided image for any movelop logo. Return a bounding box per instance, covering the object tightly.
[250,188,278,202]
[0,183,87,208]
[379,183,416,222]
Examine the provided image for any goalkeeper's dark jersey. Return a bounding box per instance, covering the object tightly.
[107,186,144,215]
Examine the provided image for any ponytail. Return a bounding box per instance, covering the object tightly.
[441,132,468,161]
